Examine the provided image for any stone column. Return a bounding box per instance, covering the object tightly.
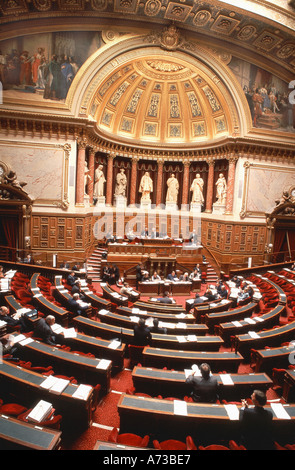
[225,155,238,215]
[106,154,115,206]
[205,159,215,213]
[181,160,190,208]
[129,155,138,207]
[76,140,87,206]
[88,147,95,205]
[156,159,164,207]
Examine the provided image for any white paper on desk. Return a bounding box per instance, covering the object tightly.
[271,403,291,419]
[176,323,187,329]
[51,323,64,334]
[97,359,111,370]
[72,384,93,400]
[40,375,56,390]
[232,321,242,327]
[19,337,34,346]
[50,378,70,395]
[173,400,187,416]
[187,335,197,342]
[176,313,186,318]
[130,316,140,323]
[132,308,140,314]
[99,309,109,316]
[253,316,264,322]
[220,374,234,385]
[244,317,256,324]
[108,340,121,350]
[224,404,240,420]
[63,328,77,338]
[0,319,7,327]
[177,336,187,343]
[27,400,53,423]
[248,331,260,338]
[12,334,26,343]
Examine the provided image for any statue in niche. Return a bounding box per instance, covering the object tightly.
[84,161,91,195]
[215,173,227,205]
[139,171,153,202]
[190,173,204,204]
[166,173,179,204]
[114,168,127,198]
[94,164,106,197]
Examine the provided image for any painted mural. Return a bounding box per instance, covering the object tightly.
[229,56,294,132]
[0,31,102,101]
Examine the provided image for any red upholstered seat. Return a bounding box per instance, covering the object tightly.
[229,440,247,450]
[17,409,62,429]
[0,403,28,416]
[198,444,230,450]
[153,436,197,450]
[108,427,150,447]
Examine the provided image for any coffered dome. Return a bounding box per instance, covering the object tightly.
[89,55,234,147]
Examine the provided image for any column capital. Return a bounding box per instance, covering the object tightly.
[77,139,88,150]
[227,155,239,164]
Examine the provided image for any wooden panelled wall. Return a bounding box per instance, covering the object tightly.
[31,212,267,270]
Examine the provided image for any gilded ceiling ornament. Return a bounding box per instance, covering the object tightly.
[160,25,183,51]
[91,0,108,10]
[32,0,52,10]
[193,9,211,27]
[144,0,161,16]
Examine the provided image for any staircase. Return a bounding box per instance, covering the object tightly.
[205,263,219,284]
[86,247,106,283]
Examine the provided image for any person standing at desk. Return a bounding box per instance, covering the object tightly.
[185,363,219,403]
[133,318,152,346]
[239,390,274,450]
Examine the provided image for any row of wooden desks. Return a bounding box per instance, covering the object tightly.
[131,366,273,401]
[96,308,208,336]
[12,333,112,394]
[0,414,61,450]
[138,281,192,297]
[117,394,295,445]
[73,316,223,351]
[234,319,295,361]
[117,305,196,324]
[141,347,243,372]
[0,360,95,431]
[218,303,285,346]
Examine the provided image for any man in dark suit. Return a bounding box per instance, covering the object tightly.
[33,315,57,346]
[67,293,90,317]
[185,363,219,403]
[0,306,29,333]
[157,291,173,304]
[239,390,274,450]
[193,294,204,305]
[149,318,167,334]
[133,318,152,346]
[167,271,178,281]
[67,271,77,287]
[71,280,87,301]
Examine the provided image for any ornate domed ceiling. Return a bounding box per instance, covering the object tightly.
[89,55,232,146]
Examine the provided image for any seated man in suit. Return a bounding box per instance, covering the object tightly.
[67,271,78,287]
[179,272,190,282]
[239,390,274,450]
[203,289,217,302]
[185,363,219,403]
[68,293,90,317]
[193,294,204,305]
[157,291,173,304]
[167,270,178,282]
[219,285,228,299]
[71,280,87,301]
[149,318,167,334]
[0,306,29,333]
[34,315,58,346]
[150,271,161,282]
[133,318,152,346]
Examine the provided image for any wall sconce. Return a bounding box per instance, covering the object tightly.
[265,243,273,254]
